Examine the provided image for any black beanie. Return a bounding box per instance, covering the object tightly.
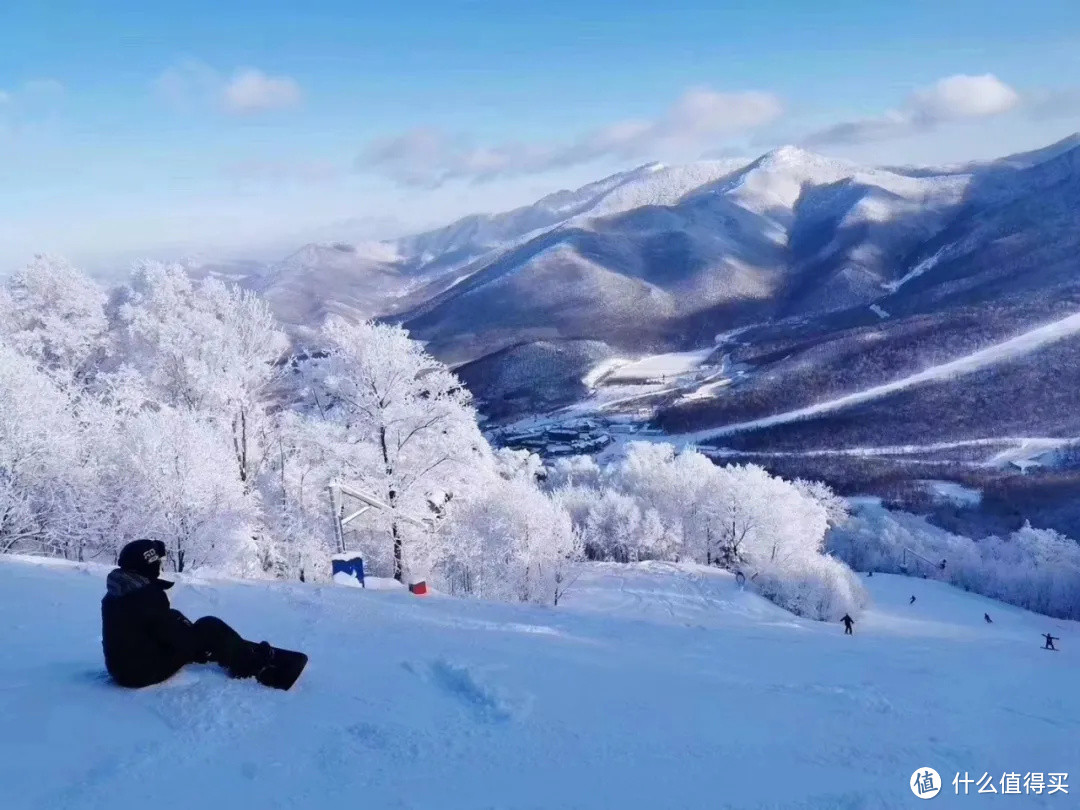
[117,539,168,580]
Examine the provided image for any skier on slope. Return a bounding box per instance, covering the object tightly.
[984,613,993,624]
[909,595,917,605]
[101,539,304,689]
[841,614,854,635]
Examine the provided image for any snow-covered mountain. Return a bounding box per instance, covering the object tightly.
[255,158,760,336]
[255,136,1080,348]
[254,241,406,326]
[398,144,1033,364]
[250,135,1080,507]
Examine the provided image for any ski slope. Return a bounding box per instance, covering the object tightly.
[595,348,717,384]
[2,557,1077,809]
[704,436,1077,468]
[680,311,1080,443]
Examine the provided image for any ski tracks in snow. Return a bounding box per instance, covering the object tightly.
[402,659,533,724]
[680,310,1080,442]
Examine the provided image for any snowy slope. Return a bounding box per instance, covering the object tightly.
[3,556,1077,810]
[679,310,1080,443]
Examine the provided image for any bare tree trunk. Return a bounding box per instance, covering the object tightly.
[392,519,403,582]
[380,425,404,582]
[232,405,249,488]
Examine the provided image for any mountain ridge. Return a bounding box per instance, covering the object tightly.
[243,135,1080,478]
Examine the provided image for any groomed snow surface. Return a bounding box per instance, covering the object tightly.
[596,348,717,384]
[3,557,1077,809]
[681,310,1080,443]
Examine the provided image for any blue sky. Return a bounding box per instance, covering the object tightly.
[2,0,1079,271]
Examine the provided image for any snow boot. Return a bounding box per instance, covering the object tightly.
[254,646,308,690]
[225,640,275,680]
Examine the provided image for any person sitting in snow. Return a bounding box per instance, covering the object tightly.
[841,614,854,635]
[101,539,281,688]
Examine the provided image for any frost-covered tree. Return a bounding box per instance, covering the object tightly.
[547,443,865,619]
[319,318,490,581]
[493,447,545,483]
[112,263,295,572]
[792,478,850,529]
[119,261,289,490]
[116,406,256,574]
[0,337,117,562]
[565,489,671,563]
[257,411,339,581]
[0,341,79,555]
[0,257,586,599]
[0,255,108,384]
[0,468,36,556]
[545,454,603,489]
[441,473,581,605]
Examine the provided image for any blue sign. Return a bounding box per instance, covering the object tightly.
[332,556,365,587]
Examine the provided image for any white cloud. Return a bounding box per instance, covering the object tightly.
[804,73,1021,146]
[664,88,783,139]
[907,74,1020,123]
[155,61,301,116]
[358,86,783,187]
[221,69,302,115]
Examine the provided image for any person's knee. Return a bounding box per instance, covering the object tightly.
[192,616,227,643]
[194,615,243,646]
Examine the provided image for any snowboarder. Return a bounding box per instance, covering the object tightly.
[867,571,873,577]
[101,539,306,689]
[909,595,917,605]
[1043,633,1059,651]
[984,613,993,624]
[841,614,854,635]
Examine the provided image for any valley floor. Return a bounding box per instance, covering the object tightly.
[1,557,1077,809]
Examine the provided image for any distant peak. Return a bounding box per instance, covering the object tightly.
[761,144,816,162]
[745,144,860,179]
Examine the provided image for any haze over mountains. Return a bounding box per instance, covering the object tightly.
[213,133,1080,512]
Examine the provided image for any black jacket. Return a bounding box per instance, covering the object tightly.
[101,569,199,687]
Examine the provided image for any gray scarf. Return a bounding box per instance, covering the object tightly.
[106,568,151,596]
